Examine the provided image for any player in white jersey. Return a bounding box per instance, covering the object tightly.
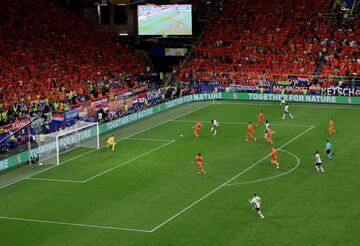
[210,120,220,136]
[282,103,294,119]
[249,194,265,219]
[264,120,270,139]
[314,150,325,173]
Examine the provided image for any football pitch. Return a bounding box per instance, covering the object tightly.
[139,10,192,35]
[0,101,359,245]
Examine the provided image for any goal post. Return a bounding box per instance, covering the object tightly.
[37,121,100,165]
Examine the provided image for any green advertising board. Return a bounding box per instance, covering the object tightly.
[1,92,359,172]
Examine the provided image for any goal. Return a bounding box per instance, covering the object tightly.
[37,121,100,165]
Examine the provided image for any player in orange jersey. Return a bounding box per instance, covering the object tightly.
[256,110,265,128]
[246,122,257,142]
[271,145,279,168]
[193,121,203,138]
[194,153,206,175]
[267,127,273,144]
[328,118,337,136]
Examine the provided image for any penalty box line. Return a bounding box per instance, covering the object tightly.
[170,119,315,128]
[149,125,314,233]
[0,103,211,190]
[216,101,360,110]
[0,215,152,233]
[27,139,176,184]
[82,140,175,183]
[224,149,301,186]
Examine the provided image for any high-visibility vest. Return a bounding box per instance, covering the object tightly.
[2,111,8,120]
[68,92,73,100]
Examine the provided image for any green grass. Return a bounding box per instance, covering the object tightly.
[0,101,359,246]
[139,10,192,35]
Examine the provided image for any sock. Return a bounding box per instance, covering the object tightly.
[289,114,294,118]
[315,166,320,172]
[258,211,264,218]
[328,153,332,160]
[282,115,285,119]
[214,130,217,135]
[320,166,325,173]
[211,127,214,132]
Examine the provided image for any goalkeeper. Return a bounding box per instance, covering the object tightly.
[107,135,116,151]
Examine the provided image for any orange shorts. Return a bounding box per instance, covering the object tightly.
[271,158,277,163]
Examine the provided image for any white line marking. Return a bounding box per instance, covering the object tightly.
[118,103,211,142]
[170,119,314,128]
[26,177,84,183]
[0,165,57,190]
[26,140,176,184]
[0,216,152,233]
[215,101,360,109]
[150,125,314,232]
[82,140,175,183]
[225,149,300,186]
[0,103,211,190]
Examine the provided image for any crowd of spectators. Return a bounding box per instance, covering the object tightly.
[0,0,148,126]
[1,0,359,130]
[322,19,360,76]
[178,0,359,85]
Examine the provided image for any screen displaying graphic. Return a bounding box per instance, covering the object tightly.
[138,5,192,35]
[165,48,188,56]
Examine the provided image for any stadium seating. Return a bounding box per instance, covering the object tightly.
[321,19,360,76]
[0,0,147,123]
[179,0,334,85]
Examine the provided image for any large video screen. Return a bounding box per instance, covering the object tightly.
[138,4,192,36]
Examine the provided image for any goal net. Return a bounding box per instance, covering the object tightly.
[37,121,100,165]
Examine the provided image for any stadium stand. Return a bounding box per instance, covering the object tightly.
[0,0,358,155]
[179,0,335,84]
[0,0,147,126]
[322,19,360,76]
